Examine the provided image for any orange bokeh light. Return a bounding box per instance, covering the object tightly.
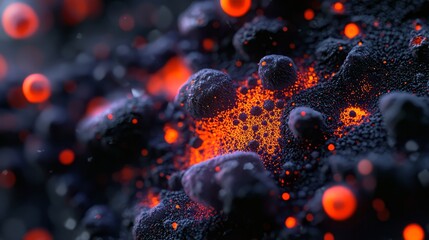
[22,74,51,103]
[344,23,360,39]
[164,125,179,144]
[62,0,102,25]
[23,228,53,240]
[220,0,252,17]
[403,223,425,240]
[147,57,192,99]
[322,185,357,221]
[2,2,39,39]
[304,9,315,21]
[332,2,345,13]
[285,216,297,228]
[0,54,8,80]
[59,149,75,165]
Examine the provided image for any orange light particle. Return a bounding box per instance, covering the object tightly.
[132,118,138,124]
[220,0,251,17]
[324,232,335,240]
[357,159,373,175]
[304,9,315,21]
[403,223,425,240]
[2,3,39,39]
[23,228,53,240]
[344,23,360,39]
[172,222,178,230]
[282,192,291,201]
[22,74,51,103]
[332,2,344,13]
[59,149,75,165]
[285,216,297,228]
[328,144,336,151]
[322,185,357,221]
[164,126,179,144]
[0,54,8,80]
[202,38,215,51]
[415,23,422,31]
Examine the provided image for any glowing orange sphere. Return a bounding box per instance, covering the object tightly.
[322,185,357,221]
[344,23,360,39]
[59,149,75,165]
[22,73,51,103]
[2,3,39,39]
[403,223,425,240]
[23,228,53,240]
[285,216,297,228]
[220,0,251,17]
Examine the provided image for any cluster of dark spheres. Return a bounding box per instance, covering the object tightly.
[2,0,429,239]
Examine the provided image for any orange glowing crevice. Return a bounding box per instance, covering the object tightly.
[188,67,319,165]
[147,57,192,100]
[140,191,160,208]
[336,106,369,137]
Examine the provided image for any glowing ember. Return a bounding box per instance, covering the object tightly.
[59,149,75,165]
[164,125,179,144]
[304,9,315,21]
[285,216,297,228]
[22,74,51,103]
[344,23,360,39]
[322,185,357,221]
[332,2,345,14]
[403,223,425,240]
[220,0,252,17]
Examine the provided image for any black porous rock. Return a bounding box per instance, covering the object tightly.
[83,205,118,237]
[258,54,298,90]
[288,107,326,143]
[379,92,429,148]
[177,69,236,119]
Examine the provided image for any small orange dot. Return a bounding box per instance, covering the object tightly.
[324,232,335,240]
[328,144,336,151]
[415,24,422,31]
[59,149,75,165]
[332,2,344,13]
[132,118,138,124]
[304,9,315,21]
[344,23,360,39]
[22,74,51,103]
[220,0,251,17]
[282,192,290,201]
[202,38,215,51]
[172,222,178,230]
[107,113,114,120]
[322,185,357,221]
[285,216,297,228]
[403,223,425,240]
[2,2,39,39]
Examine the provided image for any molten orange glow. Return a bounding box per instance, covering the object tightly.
[322,185,357,221]
[411,36,426,46]
[324,232,335,240]
[344,23,360,39]
[0,170,16,189]
[220,0,252,17]
[403,223,425,240]
[172,222,178,230]
[147,57,192,99]
[285,216,297,228]
[22,74,51,103]
[282,192,291,201]
[203,38,215,51]
[164,125,179,144]
[59,149,75,165]
[415,23,422,31]
[328,144,336,151]
[332,2,345,13]
[304,9,315,21]
[141,191,160,208]
[189,68,318,165]
[357,159,373,175]
[62,0,102,25]
[339,106,368,127]
[2,2,39,39]
[23,228,53,240]
[0,54,8,80]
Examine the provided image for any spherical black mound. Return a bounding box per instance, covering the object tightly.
[315,38,351,76]
[288,107,326,143]
[258,54,297,90]
[178,69,236,119]
[233,17,292,61]
[379,92,429,148]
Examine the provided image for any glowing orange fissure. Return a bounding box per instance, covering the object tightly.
[336,106,369,137]
[188,67,319,165]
